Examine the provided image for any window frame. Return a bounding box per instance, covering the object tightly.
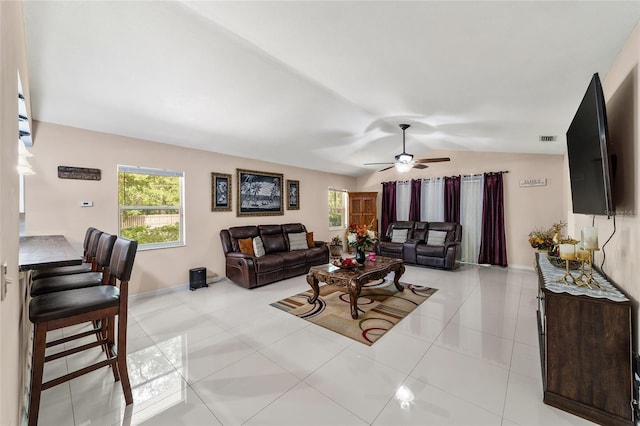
[328,188,348,231]
[117,165,185,250]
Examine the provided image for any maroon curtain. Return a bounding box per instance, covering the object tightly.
[381,182,397,236]
[408,179,422,221]
[444,176,461,223]
[478,172,508,266]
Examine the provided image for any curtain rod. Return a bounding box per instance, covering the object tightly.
[383,171,509,184]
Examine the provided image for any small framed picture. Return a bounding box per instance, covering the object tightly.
[287,180,300,210]
[211,172,232,212]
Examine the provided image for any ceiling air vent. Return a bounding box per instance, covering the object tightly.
[539,135,557,142]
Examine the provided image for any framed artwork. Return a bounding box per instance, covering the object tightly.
[211,172,232,212]
[287,180,300,210]
[236,169,284,216]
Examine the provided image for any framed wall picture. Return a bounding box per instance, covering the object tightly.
[236,169,284,216]
[287,180,300,210]
[211,172,232,212]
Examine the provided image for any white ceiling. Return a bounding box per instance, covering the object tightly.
[22,1,640,176]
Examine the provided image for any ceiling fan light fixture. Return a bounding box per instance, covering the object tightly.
[395,162,413,173]
[396,153,413,163]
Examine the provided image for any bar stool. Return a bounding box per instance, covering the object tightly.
[27,237,138,426]
[30,233,116,297]
[31,228,102,280]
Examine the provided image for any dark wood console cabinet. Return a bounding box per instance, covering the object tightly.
[536,254,634,425]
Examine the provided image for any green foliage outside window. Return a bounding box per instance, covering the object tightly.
[328,189,346,228]
[118,168,183,246]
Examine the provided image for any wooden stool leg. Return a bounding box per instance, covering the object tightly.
[117,310,133,405]
[28,323,48,426]
[105,315,119,381]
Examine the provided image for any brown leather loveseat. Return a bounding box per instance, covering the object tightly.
[375,221,462,270]
[220,223,329,288]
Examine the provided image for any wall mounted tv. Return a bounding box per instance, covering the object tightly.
[566,73,614,218]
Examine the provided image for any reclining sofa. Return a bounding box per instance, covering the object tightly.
[220,223,329,288]
[375,221,462,270]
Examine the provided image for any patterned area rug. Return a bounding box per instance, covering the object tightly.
[270,279,437,345]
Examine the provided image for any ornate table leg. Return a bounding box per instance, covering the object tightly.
[347,280,361,319]
[392,264,405,292]
[306,273,320,304]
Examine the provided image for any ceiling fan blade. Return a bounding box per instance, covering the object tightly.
[378,166,395,172]
[414,157,451,164]
[363,162,395,166]
[413,164,428,169]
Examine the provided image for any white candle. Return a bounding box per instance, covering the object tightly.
[559,244,576,260]
[581,227,599,249]
[576,247,590,261]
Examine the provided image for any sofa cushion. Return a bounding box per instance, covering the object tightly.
[262,233,288,254]
[412,229,428,242]
[378,241,403,255]
[238,238,255,256]
[417,244,446,257]
[228,226,259,252]
[253,237,266,257]
[277,250,306,265]
[306,232,315,248]
[288,232,309,251]
[254,254,283,273]
[305,246,328,265]
[391,229,408,243]
[427,230,448,246]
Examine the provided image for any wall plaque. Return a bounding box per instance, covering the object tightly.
[58,166,101,181]
[519,178,546,187]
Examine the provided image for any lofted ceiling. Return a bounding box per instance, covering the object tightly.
[22,1,640,176]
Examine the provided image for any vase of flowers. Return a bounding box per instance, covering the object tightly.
[347,224,376,264]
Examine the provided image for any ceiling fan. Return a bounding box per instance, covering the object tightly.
[363,124,451,172]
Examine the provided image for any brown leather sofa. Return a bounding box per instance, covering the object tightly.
[220,223,329,288]
[375,221,462,270]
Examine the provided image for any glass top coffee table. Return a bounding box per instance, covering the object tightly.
[306,256,405,319]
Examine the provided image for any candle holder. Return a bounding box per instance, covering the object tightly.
[574,248,604,290]
[556,243,577,285]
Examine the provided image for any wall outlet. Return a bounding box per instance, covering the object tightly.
[80,201,93,207]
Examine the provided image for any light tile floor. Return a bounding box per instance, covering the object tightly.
[36,264,597,425]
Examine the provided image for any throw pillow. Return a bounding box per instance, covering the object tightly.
[238,238,254,256]
[288,232,309,251]
[427,230,448,246]
[306,232,315,248]
[252,236,265,257]
[391,228,409,243]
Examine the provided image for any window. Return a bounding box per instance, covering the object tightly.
[328,188,347,229]
[118,165,184,249]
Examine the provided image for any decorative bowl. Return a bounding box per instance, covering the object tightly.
[546,255,581,270]
[332,260,359,269]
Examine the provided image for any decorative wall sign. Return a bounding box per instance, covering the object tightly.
[57,166,101,181]
[287,180,300,210]
[237,169,284,217]
[211,172,232,212]
[519,178,547,187]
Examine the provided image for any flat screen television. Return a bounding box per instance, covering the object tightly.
[566,73,614,218]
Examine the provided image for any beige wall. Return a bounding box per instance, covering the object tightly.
[357,150,566,269]
[570,23,640,349]
[0,1,30,425]
[25,121,357,294]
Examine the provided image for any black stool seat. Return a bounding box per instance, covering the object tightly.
[30,272,103,297]
[29,286,119,323]
[32,262,93,280]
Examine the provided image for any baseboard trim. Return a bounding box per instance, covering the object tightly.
[130,276,226,300]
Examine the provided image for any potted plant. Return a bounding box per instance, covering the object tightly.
[329,235,343,257]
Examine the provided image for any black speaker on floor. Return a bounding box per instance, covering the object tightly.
[189,267,207,291]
